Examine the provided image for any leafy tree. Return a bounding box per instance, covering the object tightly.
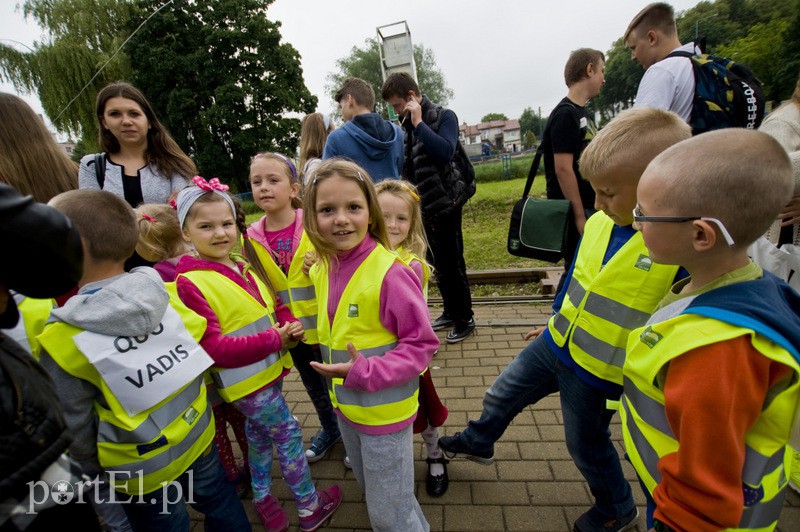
[590,38,643,122]
[522,130,537,150]
[481,112,508,122]
[0,0,133,145]
[127,0,316,191]
[518,106,547,138]
[326,38,454,118]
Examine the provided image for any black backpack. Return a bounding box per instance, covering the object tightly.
[668,50,765,134]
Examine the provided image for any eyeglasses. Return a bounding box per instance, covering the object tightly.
[632,203,735,246]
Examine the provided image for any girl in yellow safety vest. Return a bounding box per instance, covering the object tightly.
[174,177,342,532]
[304,160,439,532]
[376,179,450,498]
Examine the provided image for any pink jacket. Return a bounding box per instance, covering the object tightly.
[175,255,296,382]
[246,209,304,263]
[326,237,439,434]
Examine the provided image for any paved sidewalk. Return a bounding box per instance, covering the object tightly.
[191,301,800,531]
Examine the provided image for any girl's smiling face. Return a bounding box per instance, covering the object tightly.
[181,199,238,265]
[314,174,370,252]
[378,192,411,250]
[250,157,298,215]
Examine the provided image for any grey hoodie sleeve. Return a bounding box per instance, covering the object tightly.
[38,349,102,475]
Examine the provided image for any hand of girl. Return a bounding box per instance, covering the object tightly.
[310,342,359,379]
[301,252,318,275]
[778,194,800,227]
[523,326,545,341]
[272,322,293,348]
[286,320,306,343]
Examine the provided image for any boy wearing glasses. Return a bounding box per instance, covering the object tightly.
[439,108,690,532]
[621,129,800,531]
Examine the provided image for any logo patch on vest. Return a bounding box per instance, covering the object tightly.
[640,326,663,348]
[182,406,199,425]
[348,304,359,317]
[742,483,764,506]
[634,254,653,271]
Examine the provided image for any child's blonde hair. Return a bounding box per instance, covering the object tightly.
[651,129,793,248]
[134,204,187,262]
[375,180,431,268]
[580,108,691,181]
[299,113,331,177]
[302,159,389,266]
[250,152,302,209]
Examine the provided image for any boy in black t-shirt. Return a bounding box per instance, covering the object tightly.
[541,48,605,281]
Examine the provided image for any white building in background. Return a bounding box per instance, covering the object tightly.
[458,118,521,156]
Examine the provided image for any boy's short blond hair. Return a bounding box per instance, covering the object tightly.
[624,2,677,41]
[49,190,138,262]
[651,129,793,247]
[580,108,691,181]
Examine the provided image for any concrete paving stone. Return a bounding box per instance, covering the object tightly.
[463,365,504,376]
[417,475,471,504]
[478,341,509,350]
[431,367,465,377]
[537,424,567,441]
[444,357,484,367]
[471,481,531,505]
[443,398,489,412]
[445,460,499,481]
[465,385,492,398]
[419,504,444,531]
[482,355,515,367]
[493,441,523,460]
[326,501,372,529]
[497,460,553,481]
[446,375,490,388]
[777,506,800,531]
[518,441,573,461]
[528,481,592,506]
[549,460,585,481]
[437,386,466,399]
[501,423,542,441]
[503,506,569,531]
[529,395,562,410]
[443,504,505,531]
[532,410,560,425]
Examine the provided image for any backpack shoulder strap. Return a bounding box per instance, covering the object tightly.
[93,153,106,189]
[666,50,695,60]
[524,100,579,199]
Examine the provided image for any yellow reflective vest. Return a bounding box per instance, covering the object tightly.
[37,288,214,496]
[177,267,293,403]
[547,213,678,385]
[396,247,430,299]
[8,293,54,359]
[621,312,800,531]
[311,244,419,426]
[245,226,319,344]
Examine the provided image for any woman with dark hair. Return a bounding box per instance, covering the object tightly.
[298,112,334,185]
[78,82,196,207]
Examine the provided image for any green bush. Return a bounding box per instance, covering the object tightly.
[239,200,262,216]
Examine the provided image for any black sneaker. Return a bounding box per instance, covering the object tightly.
[573,507,639,532]
[431,314,455,331]
[445,318,475,343]
[438,432,494,465]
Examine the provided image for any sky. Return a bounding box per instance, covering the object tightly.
[1,0,705,131]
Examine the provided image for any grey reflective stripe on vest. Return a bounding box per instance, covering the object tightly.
[621,399,663,484]
[98,377,204,444]
[298,315,317,332]
[582,292,651,329]
[109,405,212,478]
[552,280,586,337]
[571,327,627,368]
[323,342,398,364]
[739,486,788,528]
[336,378,418,406]
[211,352,281,389]
[290,285,315,301]
[277,289,290,304]
[227,315,272,338]
[743,446,785,487]
[624,377,787,528]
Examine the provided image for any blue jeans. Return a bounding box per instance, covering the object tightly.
[121,445,251,532]
[460,335,635,520]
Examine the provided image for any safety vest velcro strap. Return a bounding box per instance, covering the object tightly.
[739,487,787,528]
[298,315,318,332]
[211,352,281,389]
[582,292,651,329]
[276,289,290,303]
[743,446,785,487]
[621,399,663,484]
[290,286,316,301]
[336,379,418,406]
[227,315,273,337]
[108,405,211,480]
[326,342,398,364]
[571,327,627,368]
[98,377,204,444]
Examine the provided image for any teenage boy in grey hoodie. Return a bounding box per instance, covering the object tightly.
[38,190,251,532]
[323,77,404,183]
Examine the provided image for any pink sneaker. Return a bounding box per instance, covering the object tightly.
[298,485,342,532]
[253,494,289,532]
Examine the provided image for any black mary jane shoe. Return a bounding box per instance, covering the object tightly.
[425,457,449,497]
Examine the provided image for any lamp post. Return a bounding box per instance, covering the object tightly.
[695,13,719,39]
